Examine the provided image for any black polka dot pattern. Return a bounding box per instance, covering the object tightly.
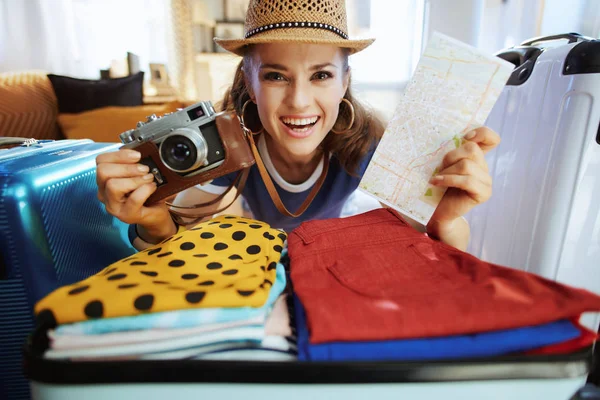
[118,283,138,289]
[147,248,162,256]
[134,294,154,311]
[214,242,228,251]
[68,285,89,295]
[36,309,57,329]
[107,273,127,281]
[180,242,195,251]
[84,300,104,318]
[247,245,261,255]
[232,231,246,241]
[185,291,205,304]
[169,260,185,267]
[222,269,238,275]
[35,215,287,324]
[207,262,222,270]
[263,232,275,240]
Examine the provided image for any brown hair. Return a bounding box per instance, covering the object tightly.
[217,47,385,176]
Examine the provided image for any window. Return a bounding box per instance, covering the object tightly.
[0,0,170,79]
[345,0,425,120]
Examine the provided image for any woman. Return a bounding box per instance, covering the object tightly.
[96,0,498,252]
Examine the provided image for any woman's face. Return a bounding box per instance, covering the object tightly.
[246,43,349,159]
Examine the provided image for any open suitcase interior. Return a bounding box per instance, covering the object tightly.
[22,309,595,400]
[4,33,600,400]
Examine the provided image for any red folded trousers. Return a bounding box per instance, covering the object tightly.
[288,208,600,344]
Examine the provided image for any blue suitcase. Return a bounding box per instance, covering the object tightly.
[0,139,136,400]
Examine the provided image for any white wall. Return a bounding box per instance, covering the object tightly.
[477,0,598,56]
[423,0,485,48]
[478,0,540,54]
[0,0,171,78]
[539,0,587,37]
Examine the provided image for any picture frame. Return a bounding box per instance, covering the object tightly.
[213,21,245,53]
[224,0,249,21]
[149,63,169,85]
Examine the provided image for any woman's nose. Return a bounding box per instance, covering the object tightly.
[285,81,312,111]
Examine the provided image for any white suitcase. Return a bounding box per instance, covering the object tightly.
[465,33,600,331]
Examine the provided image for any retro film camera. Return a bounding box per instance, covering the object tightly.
[119,101,225,183]
[118,101,255,207]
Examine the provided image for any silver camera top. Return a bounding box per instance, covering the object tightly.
[119,101,216,145]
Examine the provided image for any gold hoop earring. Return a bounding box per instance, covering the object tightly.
[331,98,355,135]
[240,100,265,135]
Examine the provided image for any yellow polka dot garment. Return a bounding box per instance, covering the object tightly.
[34,215,287,325]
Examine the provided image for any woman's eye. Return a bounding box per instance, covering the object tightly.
[264,72,286,81]
[313,71,333,80]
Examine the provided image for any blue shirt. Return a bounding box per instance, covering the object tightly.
[199,135,376,232]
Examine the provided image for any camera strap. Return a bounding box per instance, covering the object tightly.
[167,125,329,224]
[168,167,251,226]
[246,132,329,218]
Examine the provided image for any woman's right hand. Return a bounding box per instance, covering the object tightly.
[96,149,176,242]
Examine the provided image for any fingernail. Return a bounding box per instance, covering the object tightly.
[142,173,154,180]
[430,176,444,184]
[464,131,476,140]
[138,165,150,173]
[128,151,141,160]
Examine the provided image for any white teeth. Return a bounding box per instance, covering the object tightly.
[282,116,318,125]
[290,127,311,133]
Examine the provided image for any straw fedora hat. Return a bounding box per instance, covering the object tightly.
[214,0,375,56]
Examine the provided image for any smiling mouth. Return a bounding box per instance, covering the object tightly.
[281,116,320,132]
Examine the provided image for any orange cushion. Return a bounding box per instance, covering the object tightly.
[0,71,61,140]
[58,101,185,143]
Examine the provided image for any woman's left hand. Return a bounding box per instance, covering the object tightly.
[428,126,500,224]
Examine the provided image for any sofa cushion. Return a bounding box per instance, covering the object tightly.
[57,101,186,143]
[0,71,61,140]
[48,72,144,114]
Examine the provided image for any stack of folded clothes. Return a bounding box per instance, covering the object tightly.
[287,208,600,362]
[34,215,297,361]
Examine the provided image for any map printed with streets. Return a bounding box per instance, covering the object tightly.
[359,32,514,225]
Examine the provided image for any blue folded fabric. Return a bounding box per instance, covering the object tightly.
[293,295,580,361]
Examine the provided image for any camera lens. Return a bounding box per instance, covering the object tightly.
[159,129,208,174]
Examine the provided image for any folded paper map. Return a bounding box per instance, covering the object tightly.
[359,31,514,225]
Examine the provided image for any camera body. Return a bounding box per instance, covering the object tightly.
[119,101,226,185]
